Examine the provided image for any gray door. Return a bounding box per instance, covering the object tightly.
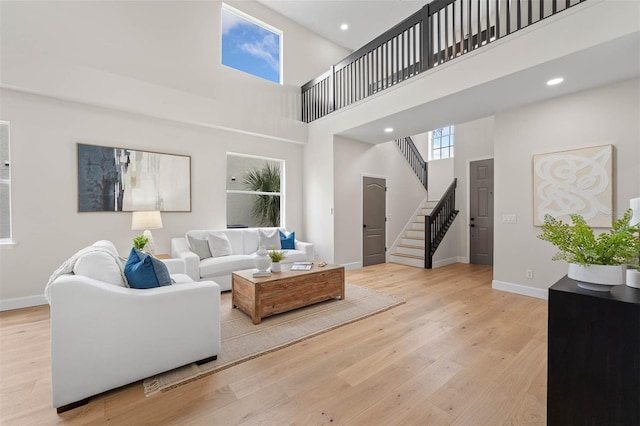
[363,176,386,267]
[469,159,494,265]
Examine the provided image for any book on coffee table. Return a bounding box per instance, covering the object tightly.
[291,262,312,271]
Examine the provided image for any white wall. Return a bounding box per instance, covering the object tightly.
[0,1,350,147]
[411,132,430,161]
[427,158,455,201]
[333,137,426,267]
[0,0,350,307]
[493,78,640,295]
[0,89,305,304]
[453,116,495,264]
[0,1,348,120]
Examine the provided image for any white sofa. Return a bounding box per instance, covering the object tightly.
[171,227,314,290]
[46,240,221,412]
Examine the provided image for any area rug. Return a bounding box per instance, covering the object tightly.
[143,283,404,396]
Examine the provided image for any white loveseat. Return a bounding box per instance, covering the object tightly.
[46,240,221,412]
[171,227,314,290]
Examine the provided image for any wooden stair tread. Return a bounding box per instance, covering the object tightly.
[397,244,424,249]
[391,253,424,260]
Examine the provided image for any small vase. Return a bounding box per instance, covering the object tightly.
[255,246,272,273]
[271,261,281,273]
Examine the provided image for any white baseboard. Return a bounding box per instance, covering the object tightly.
[432,256,468,268]
[492,280,548,300]
[432,257,458,268]
[343,261,363,270]
[0,295,48,311]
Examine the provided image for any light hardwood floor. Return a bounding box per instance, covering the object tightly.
[0,263,548,425]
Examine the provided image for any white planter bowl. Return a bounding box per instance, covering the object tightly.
[627,268,640,289]
[568,264,626,292]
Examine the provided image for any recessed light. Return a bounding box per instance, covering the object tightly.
[546,77,564,86]
[340,23,349,31]
[384,127,394,133]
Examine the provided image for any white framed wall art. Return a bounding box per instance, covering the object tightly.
[532,144,613,227]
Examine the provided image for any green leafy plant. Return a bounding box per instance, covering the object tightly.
[268,246,287,262]
[133,235,149,250]
[244,163,280,227]
[537,209,640,267]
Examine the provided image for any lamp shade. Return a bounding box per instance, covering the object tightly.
[630,197,640,227]
[131,211,163,230]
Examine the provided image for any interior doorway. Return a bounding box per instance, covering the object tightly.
[469,159,494,265]
[362,176,386,267]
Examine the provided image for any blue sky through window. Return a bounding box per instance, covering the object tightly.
[221,6,281,84]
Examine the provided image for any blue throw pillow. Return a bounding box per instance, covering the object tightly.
[124,248,172,289]
[279,231,295,250]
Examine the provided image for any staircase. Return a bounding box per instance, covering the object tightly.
[389,200,438,268]
[389,177,459,268]
[392,135,459,268]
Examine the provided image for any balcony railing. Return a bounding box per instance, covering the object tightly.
[302,0,586,123]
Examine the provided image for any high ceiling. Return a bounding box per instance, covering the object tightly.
[257,0,429,51]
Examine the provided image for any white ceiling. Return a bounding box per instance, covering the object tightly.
[257,0,429,51]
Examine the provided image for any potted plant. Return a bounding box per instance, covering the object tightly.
[538,209,640,291]
[268,247,287,272]
[133,235,149,251]
[244,163,281,227]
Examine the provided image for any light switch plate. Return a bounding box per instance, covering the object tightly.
[502,214,517,224]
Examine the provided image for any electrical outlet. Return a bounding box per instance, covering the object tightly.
[526,269,533,279]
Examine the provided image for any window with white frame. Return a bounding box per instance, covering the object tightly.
[0,121,12,242]
[221,4,282,84]
[226,153,283,228]
[431,125,455,160]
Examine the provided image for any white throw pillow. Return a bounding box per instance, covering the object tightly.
[73,252,125,287]
[92,240,119,257]
[258,228,281,250]
[187,234,212,260]
[207,233,232,257]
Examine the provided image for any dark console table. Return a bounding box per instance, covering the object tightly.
[547,275,640,426]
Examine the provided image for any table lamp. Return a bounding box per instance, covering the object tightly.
[131,211,163,255]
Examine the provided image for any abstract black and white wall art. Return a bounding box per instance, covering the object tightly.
[77,143,191,212]
[532,144,613,227]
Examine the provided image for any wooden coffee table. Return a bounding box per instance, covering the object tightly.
[232,264,345,324]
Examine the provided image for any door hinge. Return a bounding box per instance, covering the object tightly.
[385,247,387,252]
[385,187,388,192]
[385,217,388,222]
